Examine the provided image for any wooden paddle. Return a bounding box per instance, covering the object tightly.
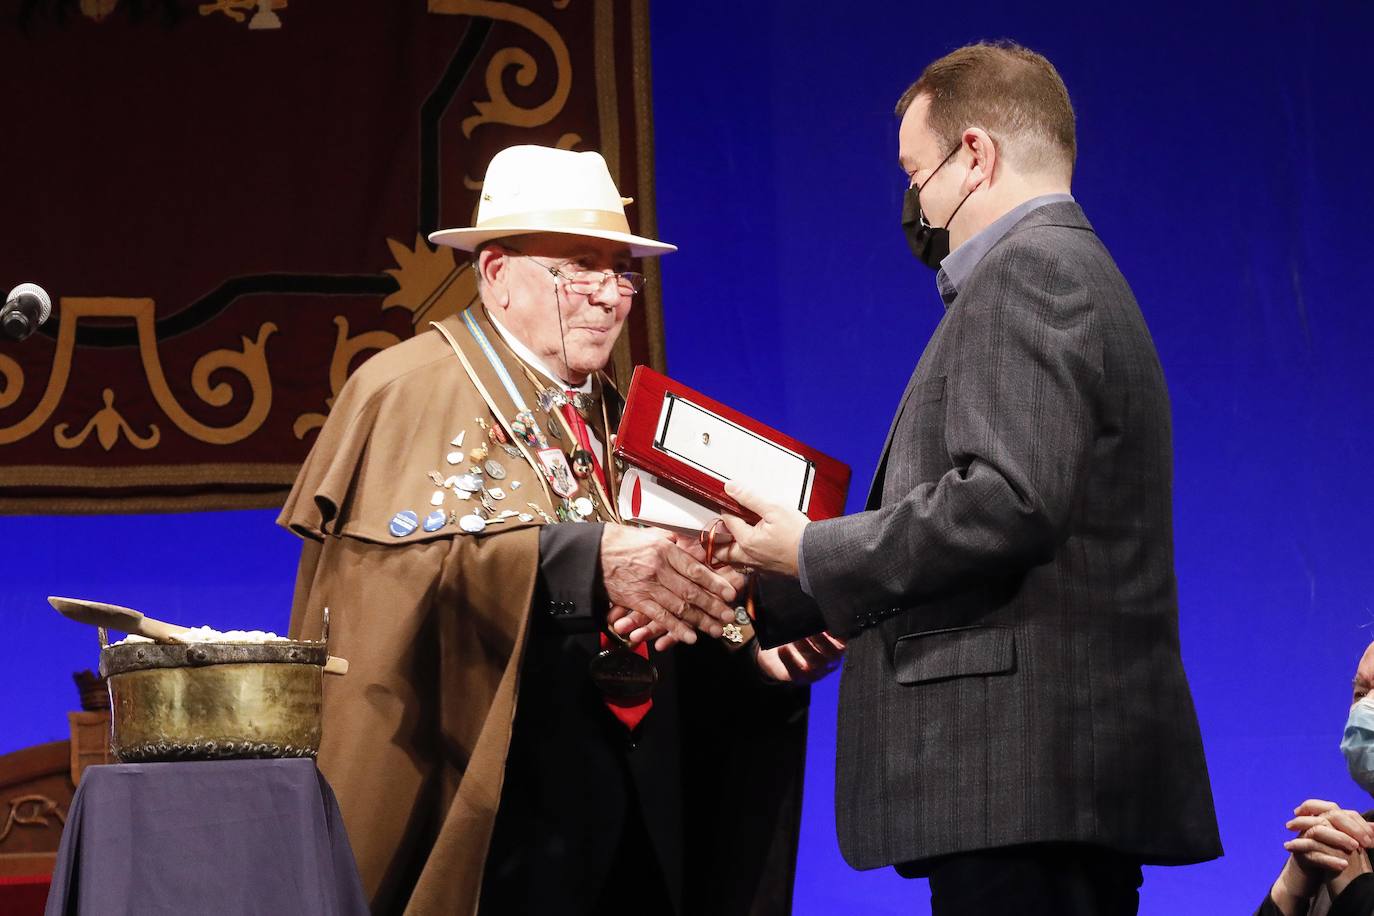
[49,596,349,676]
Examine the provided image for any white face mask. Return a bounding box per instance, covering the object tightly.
[1341,695,1374,795]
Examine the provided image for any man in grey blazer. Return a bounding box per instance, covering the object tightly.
[716,42,1223,914]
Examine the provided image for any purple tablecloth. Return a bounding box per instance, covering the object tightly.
[44,758,369,916]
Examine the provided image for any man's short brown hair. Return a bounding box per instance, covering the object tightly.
[896,41,1076,177]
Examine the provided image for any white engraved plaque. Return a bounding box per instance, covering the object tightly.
[653,393,815,512]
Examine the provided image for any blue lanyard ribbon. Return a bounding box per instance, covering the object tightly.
[463,310,550,449]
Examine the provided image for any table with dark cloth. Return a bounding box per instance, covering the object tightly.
[43,758,368,916]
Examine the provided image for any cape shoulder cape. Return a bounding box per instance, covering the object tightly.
[280,310,552,914]
[280,309,810,915]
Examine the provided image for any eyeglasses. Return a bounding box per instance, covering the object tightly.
[504,245,646,297]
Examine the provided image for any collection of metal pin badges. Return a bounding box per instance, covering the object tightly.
[384,357,752,672]
[387,387,604,539]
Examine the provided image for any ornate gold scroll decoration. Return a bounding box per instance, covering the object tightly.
[292,317,402,440]
[55,388,161,451]
[80,0,119,22]
[292,234,481,440]
[428,0,573,136]
[0,795,66,845]
[383,234,478,328]
[0,353,21,412]
[0,298,276,448]
[198,0,286,24]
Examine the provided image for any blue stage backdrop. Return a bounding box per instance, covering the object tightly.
[3,3,1373,913]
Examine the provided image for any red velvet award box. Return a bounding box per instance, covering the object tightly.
[613,366,851,525]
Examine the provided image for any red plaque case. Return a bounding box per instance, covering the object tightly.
[613,366,850,524]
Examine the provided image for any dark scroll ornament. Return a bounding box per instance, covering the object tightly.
[0,794,67,844]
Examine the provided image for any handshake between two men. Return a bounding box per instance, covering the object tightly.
[597,480,845,684]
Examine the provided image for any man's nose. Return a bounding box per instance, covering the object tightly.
[589,275,622,309]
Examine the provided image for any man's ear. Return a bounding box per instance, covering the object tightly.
[1354,640,1374,703]
[477,246,511,307]
[962,127,997,193]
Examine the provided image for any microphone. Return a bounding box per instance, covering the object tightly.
[2,283,52,341]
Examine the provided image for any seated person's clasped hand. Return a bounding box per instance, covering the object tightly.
[1264,641,1374,915]
[1287,800,1374,870]
[1268,799,1374,914]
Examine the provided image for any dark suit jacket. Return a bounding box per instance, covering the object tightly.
[759,201,1223,874]
[483,389,810,916]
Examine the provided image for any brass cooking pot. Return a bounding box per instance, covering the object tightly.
[97,612,329,763]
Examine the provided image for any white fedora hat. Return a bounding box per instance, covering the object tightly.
[428,145,676,257]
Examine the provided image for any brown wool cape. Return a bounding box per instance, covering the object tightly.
[279,308,808,915]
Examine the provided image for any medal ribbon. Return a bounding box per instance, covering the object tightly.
[429,320,555,508]
[601,632,653,729]
[518,366,622,524]
[472,324,651,723]
[562,394,608,494]
[462,309,550,449]
[558,387,649,725]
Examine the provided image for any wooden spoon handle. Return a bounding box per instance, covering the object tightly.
[48,596,185,644]
[137,617,193,643]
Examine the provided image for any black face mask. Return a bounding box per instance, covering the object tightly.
[902,143,975,271]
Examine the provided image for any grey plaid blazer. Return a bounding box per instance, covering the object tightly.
[759,201,1223,873]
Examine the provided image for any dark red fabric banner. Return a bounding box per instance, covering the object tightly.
[1,0,663,512]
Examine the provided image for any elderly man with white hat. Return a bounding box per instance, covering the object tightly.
[279,145,823,915]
